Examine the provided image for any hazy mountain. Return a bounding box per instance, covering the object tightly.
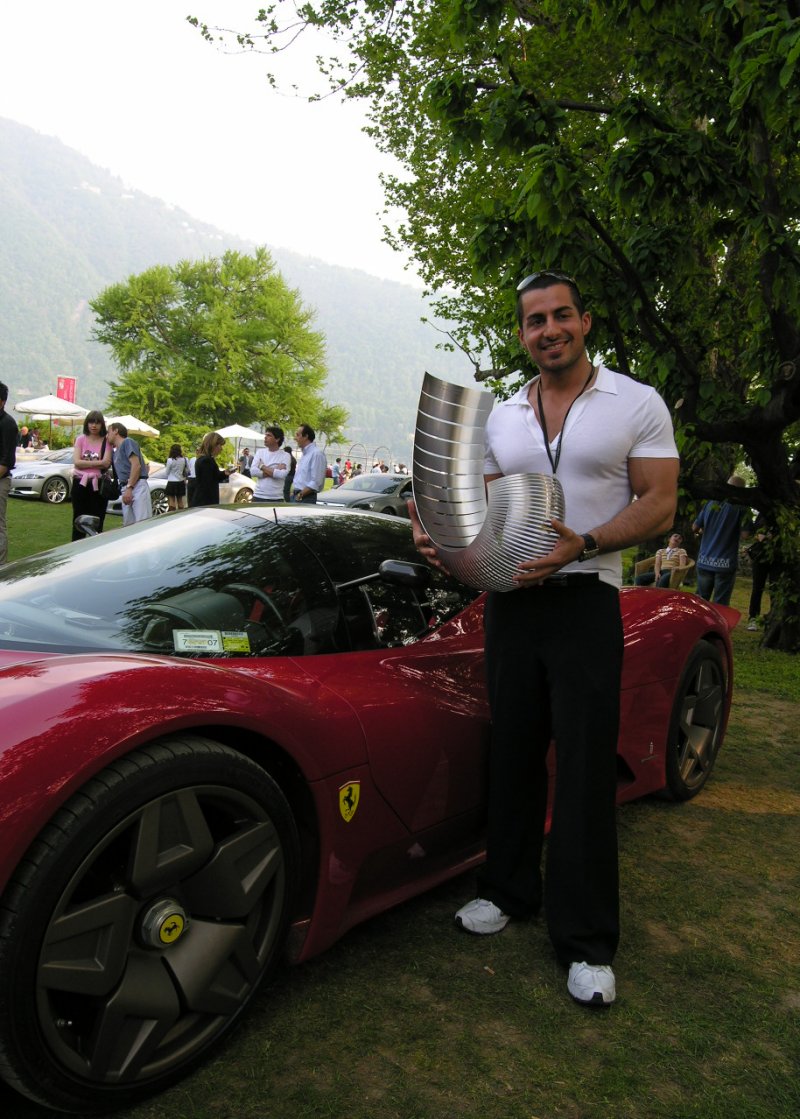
[0,116,476,462]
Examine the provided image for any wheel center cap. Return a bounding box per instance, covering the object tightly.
[140,898,189,948]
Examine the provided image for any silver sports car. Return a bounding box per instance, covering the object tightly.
[9,448,76,504]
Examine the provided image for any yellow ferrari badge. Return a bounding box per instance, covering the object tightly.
[159,913,186,945]
[339,781,361,823]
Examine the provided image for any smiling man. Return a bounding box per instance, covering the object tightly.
[412,271,680,1007]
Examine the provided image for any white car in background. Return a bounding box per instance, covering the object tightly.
[106,465,254,517]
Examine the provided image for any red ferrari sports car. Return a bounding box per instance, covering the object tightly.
[0,505,737,1112]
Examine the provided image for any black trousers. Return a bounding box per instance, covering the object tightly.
[71,481,108,541]
[477,580,624,965]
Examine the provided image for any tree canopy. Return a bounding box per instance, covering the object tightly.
[196,0,800,646]
[91,247,348,442]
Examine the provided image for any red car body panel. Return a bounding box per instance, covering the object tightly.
[0,583,737,966]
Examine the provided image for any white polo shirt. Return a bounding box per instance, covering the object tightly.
[484,364,679,587]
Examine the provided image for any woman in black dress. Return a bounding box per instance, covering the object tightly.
[189,432,232,507]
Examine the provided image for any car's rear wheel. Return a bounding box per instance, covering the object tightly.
[662,641,726,800]
[150,488,169,516]
[42,476,69,504]
[0,738,298,1113]
[234,487,253,503]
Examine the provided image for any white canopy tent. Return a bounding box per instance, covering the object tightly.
[14,394,88,442]
[105,415,161,438]
[216,424,265,462]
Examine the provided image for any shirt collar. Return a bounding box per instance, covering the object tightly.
[501,362,616,406]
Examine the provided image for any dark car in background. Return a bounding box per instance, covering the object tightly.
[317,472,413,516]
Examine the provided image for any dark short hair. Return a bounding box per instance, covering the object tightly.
[83,410,107,436]
[296,423,315,442]
[169,443,183,458]
[265,425,284,445]
[516,271,585,327]
[109,422,128,439]
[0,382,8,403]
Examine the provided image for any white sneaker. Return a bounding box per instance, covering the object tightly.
[567,962,616,1007]
[455,898,510,935]
[746,619,759,631]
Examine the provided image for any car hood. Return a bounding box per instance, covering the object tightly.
[317,489,387,507]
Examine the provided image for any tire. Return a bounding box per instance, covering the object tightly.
[662,642,726,801]
[234,486,253,503]
[150,487,169,516]
[0,738,299,1113]
[42,476,69,504]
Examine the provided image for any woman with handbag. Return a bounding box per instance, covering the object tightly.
[71,411,112,541]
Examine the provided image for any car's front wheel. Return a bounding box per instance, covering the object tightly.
[0,738,298,1113]
[42,476,69,504]
[234,487,253,503]
[662,641,727,800]
[150,487,169,516]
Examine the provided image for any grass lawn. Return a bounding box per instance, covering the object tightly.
[1,502,798,1119]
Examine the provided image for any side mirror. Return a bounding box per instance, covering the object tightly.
[377,559,431,588]
[335,559,431,592]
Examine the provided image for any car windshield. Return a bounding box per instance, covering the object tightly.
[0,508,479,658]
[0,509,335,658]
[341,475,404,494]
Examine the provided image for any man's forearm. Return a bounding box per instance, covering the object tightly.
[590,495,676,555]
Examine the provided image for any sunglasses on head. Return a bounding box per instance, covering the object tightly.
[516,270,578,291]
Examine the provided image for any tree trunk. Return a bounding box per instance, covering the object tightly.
[761,563,800,653]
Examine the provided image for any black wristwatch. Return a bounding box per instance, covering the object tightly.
[577,533,600,562]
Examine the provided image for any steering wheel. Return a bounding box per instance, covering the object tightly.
[221,583,285,626]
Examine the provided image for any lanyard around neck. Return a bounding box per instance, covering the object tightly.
[537,364,595,475]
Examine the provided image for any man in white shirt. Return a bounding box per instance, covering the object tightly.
[250,426,292,502]
[411,270,679,1008]
[291,424,327,503]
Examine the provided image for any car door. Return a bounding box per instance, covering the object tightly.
[303,584,489,835]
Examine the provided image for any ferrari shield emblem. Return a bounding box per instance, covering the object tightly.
[339,781,361,822]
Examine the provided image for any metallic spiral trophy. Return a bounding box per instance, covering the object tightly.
[412,373,565,592]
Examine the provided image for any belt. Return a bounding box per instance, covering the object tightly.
[541,572,600,587]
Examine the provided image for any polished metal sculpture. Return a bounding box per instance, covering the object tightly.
[412,373,565,592]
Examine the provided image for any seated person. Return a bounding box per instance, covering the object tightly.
[635,531,689,588]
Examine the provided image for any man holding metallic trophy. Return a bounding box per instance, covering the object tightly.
[410,271,679,1007]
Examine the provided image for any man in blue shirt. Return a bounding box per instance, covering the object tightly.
[291,424,327,503]
[692,475,747,605]
[108,422,151,526]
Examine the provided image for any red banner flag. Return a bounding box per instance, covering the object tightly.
[57,376,77,403]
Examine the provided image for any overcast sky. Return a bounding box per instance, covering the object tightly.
[0,0,419,285]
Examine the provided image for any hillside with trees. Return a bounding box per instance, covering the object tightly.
[0,116,473,462]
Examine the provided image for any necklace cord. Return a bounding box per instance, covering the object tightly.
[537,364,595,474]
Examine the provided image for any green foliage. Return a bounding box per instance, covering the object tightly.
[91,247,346,439]
[206,0,800,646]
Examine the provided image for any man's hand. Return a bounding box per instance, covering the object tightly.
[407,499,447,570]
[512,518,584,586]
[122,487,133,506]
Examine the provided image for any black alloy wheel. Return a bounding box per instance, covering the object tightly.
[663,641,727,800]
[0,738,298,1113]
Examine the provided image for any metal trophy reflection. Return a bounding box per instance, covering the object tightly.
[412,373,565,592]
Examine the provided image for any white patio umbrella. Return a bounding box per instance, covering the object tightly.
[105,415,161,438]
[216,423,265,462]
[15,394,88,442]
